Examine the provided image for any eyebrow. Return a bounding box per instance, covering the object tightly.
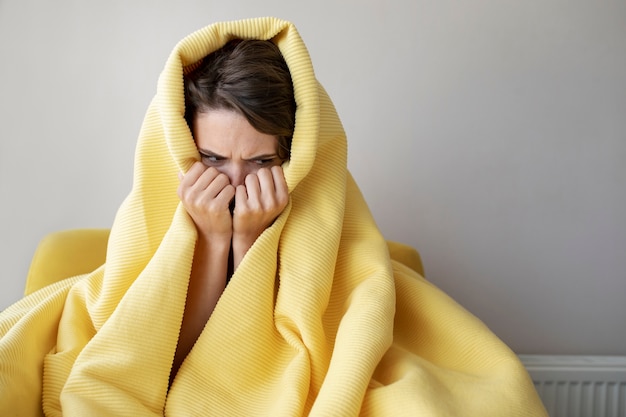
[198,149,225,158]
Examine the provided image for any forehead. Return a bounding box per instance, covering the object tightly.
[193,110,278,154]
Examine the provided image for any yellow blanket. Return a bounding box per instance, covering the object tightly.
[0,17,547,416]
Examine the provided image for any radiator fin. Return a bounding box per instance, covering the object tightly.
[533,380,626,417]
[520,355,626,417]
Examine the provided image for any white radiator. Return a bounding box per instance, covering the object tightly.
[519,355,626,417]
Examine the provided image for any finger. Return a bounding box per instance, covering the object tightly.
[179,162,209,190]
[215,184,236,208]
[269,166,289,207]
[179,163,230,203]
[201,169,230,196]
[194,166,227,191]
[270,165,288,194]
[178,163,204,199]
[255,168,276,196]
[187,166,229,197]
[234,184,248,210]
[244,173,261,205]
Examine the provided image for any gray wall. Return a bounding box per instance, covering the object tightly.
[1,0,624,355]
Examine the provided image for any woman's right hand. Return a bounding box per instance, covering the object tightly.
[177,161,235,242]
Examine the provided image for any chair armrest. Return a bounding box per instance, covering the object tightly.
[25,228,110,295]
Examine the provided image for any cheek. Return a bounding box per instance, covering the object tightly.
[239,165,264,182]
[200,162,234,183]
[246,165,263,177]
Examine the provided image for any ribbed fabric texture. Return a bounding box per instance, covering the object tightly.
[0,17,547,416]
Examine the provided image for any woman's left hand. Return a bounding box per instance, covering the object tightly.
[231,165,288,264]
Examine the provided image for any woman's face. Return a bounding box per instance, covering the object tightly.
[192,109,283,187]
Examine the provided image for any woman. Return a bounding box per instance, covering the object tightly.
[173,38,295,382]
[0,17,547,416]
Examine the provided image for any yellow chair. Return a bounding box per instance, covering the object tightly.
[25,229,423,295]
[25,229,110,295]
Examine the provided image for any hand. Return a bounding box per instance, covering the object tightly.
[232,165,289,248]
[177,161,235,242]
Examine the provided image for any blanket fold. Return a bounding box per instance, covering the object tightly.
[0,17,547,416]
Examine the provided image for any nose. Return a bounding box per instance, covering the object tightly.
[220,164,247,187]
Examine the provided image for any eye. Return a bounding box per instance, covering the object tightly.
[200,152,223,165]
[253,157,278,166]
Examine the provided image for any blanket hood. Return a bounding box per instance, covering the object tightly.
[161,17,328,192]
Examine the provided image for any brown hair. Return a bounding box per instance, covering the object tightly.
[184,39,296,160]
